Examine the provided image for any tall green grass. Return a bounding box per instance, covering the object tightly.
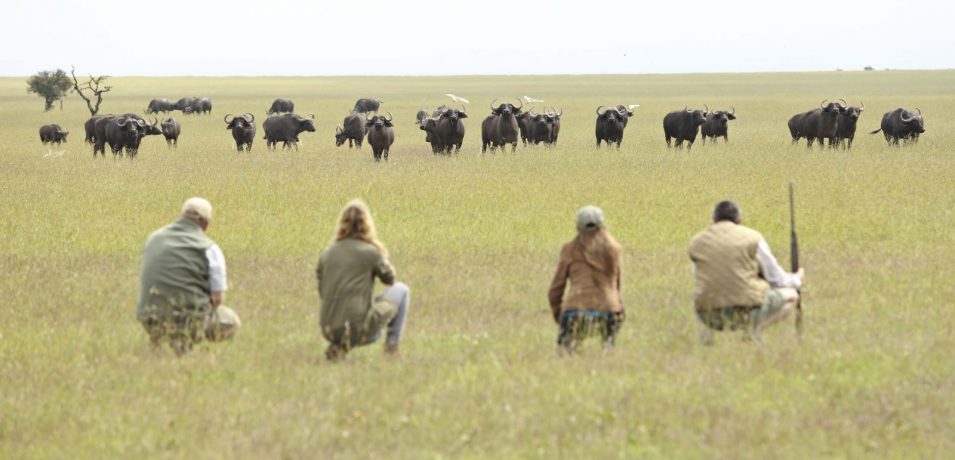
[1,71,954,459]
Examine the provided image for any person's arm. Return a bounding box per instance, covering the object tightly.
[755,239,803,289]
[206,244,227,310]
[374,254,396,286]
[548,251,570,323]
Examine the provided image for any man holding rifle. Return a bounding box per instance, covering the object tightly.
[688,200,804,343]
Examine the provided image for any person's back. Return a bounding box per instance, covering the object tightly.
[138,218,214,320]
[688,220,768,311]
[318,237,394,342]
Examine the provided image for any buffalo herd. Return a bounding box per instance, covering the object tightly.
[47,95,928,159]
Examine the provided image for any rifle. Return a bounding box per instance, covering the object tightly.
[789,182,803,335]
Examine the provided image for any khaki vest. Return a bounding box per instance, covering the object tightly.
[688,221,769,310]
[137,218,214,320]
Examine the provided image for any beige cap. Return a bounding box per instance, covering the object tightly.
[181,197,213,222]
[576,205,605,231]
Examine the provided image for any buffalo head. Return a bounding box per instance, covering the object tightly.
[821,99,848,114]
[366,112,394,129]
[296,113,317,132]
[900,108,925,133]
[685,104,709,126]
[225,113,255,130]
[490,98,523,118]
[441,106,467,127]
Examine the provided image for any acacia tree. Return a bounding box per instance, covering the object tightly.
[70,66,112,116]
[26,69,73,111]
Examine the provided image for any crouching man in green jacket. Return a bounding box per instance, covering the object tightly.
[137,197,241,355]
[317,199,411,361]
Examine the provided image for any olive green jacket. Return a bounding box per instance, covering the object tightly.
[137,218,214,320]
[316,238,395,344]
[688,221,769,310]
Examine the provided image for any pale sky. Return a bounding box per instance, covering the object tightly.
[3,0,953,76]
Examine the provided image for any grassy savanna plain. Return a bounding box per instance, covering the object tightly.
[1,71,954,459]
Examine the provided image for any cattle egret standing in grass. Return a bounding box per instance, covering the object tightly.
[445,94,469,104]
[523,96,544,103]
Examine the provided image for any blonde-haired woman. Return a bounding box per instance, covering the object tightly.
[547,205,624,352]
[316,199,410,360]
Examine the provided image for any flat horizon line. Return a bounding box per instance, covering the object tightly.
[2,68,953,79]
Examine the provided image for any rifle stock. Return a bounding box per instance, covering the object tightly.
[790,182,803,335]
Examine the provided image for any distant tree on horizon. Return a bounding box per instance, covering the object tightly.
[70,66,112,116]
[26,69,73,112]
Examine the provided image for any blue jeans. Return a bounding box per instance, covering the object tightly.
[371,282,411,346]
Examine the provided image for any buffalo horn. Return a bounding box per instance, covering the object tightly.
[489,99,498,111]
[459,104,467,114]
[245,113,255,123]
[514,98,523,111]
[703,104,709,114]
[385,111,393,122]
[224,114,234,124]
[366,113,373,122]
[684,105,689,112]
[916,107,921,116]
[135,117,146,127]
[859,102,865,112]
[900,110,914,122]
[730,106,735,115]
[820,99,829,108]
[308,113,315,120]
[838,98,847,108]
[150,116,158,128]
[596,106,606,115]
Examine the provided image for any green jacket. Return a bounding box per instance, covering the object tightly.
[316,238,395,344]
[137,218,214,321]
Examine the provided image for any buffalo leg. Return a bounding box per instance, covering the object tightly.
[665,135,672,148]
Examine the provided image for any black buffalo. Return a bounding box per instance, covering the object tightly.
[353,98,382,113]
[187,97,212,115]
[263,113,315,150]
[268,98,295,115]
[92,115,117,156]
[365,112,394,161]
[788,99,847,148]
[84,114,108,144]
[595,105,635,148]
[224,113,256,151]
[420,106,467,154]
[526,108,562,145]
[870,107,925,146]
[700,107,737,144]
[161,117,181,147]
[481,99,523,153]
[146,98,173,114]
[516,109,535,145]
[39,124,69,144]
[173,97,196,113]
[104,115,160,158]
[834,102,864,149]
[663,105,709,149]
[335,112,366,148]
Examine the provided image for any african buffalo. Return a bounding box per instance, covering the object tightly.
[366,112,394,161]
[700,107,737,144]
[353,98,382,113]
[834,102,864,149]
[39,124,69,144]
[84,114,108,144]
[481,99,523,153]
[422,106,467,154]
[263,113,315,150]
[595,105,635,148]
[146,98,173,114]
[663,105,709,149]
[788,99,847,148]
[92,115,117,156]
[268,98,295,115]
[173,97,196,113]
[189,97,212,115]
[161,117,181,147]
[526,108,561,145]
[517,110,534,145]
[335,112,366,148]
[224,113,256,152]
[104,115,160,158]
[870,107,925,146]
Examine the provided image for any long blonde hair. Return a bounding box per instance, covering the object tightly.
[573,227,622,279]
[332,199,388,257]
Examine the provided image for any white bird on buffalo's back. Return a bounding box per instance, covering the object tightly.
[523,95,544,103]
[445,94,469,104]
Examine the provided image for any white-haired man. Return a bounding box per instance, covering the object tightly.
[137,197,240,355]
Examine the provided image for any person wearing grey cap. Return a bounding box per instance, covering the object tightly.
[137,197,241,355]
[689,200,804,344]
[548,205,625,353]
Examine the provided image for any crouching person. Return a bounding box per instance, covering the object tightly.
[137,197,241,356]
[689,200,804,344]
[317,199,410,361]
[548,205,625,353]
